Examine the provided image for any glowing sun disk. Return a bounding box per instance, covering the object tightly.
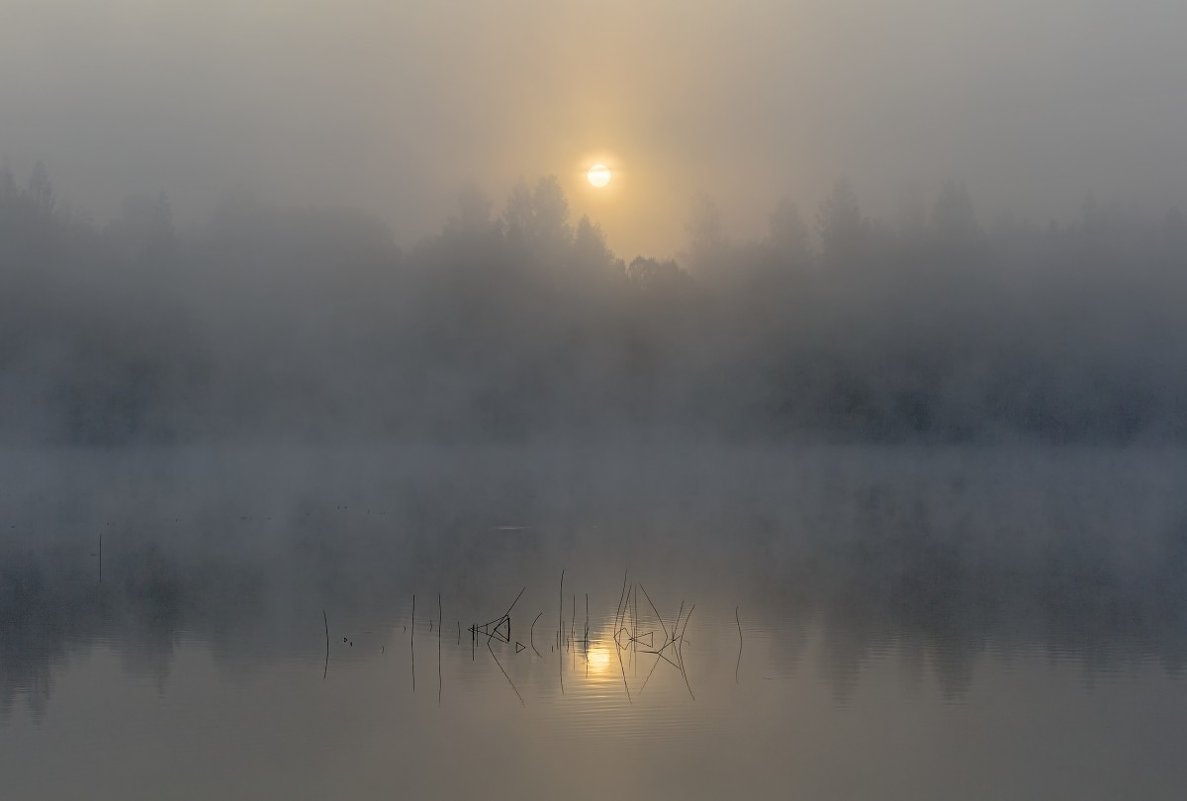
[587,163,612,188]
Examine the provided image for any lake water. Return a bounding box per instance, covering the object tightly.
[2,445,1186,799]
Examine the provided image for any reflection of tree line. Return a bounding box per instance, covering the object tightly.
[0,543,266,718]
[0,500,554,719]
[5,164,1187,444]
[4,511,1185,716]
[750,489,1187,702]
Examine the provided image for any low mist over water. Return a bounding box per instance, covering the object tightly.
[3,447,1187,799]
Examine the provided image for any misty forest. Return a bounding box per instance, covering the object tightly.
[4,164,1185,446]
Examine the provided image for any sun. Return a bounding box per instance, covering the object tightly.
[587,163,612,188]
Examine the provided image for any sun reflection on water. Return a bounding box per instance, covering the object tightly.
[586,645,612,673]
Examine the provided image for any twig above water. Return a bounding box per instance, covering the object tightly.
[735,606,743,684]
[322,609,329,680]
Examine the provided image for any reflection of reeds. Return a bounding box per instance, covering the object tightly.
[438,593,442,705]
[530,611,543,658]
[614,569,632,703]
[637,582,676,697]
[558,569,565,695]
[487,639,525,706]
[383,572,701,705]
[466,587,530,706]
[639,584,667,641]
[679,604,696,700]
[633,583,639,675]
[671,600,684,644]
[503,586,525,623]
[322,609,329,680]
[615,569,628,632]
[735,606,742,684]
[630,588,696,700]
[583,592,590,676]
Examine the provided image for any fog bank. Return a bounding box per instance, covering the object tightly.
[2,168,1186,444]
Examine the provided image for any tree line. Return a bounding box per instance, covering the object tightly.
[2,164,1185,444]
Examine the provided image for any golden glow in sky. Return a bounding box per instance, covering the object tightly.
[586,163,612,188]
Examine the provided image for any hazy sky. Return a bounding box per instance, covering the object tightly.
[3,0,1186,256]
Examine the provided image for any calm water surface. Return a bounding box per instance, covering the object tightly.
[2,446,1186,799]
